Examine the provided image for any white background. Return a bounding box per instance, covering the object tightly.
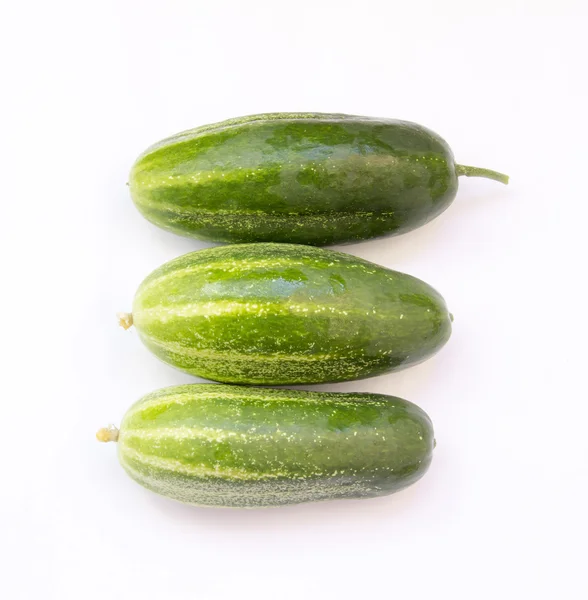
[3,1,587,598]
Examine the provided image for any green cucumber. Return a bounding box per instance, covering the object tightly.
[97,384,435,508]
[129,112,508,246]
[121,243,452,385]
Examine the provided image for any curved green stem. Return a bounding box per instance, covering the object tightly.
[456,164,509,185]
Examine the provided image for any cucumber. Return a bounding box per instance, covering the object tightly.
[97,384,435,508]
[129,112,508,246]
[121,243,452,385]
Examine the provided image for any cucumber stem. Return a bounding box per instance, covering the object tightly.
[118,312,134,330]
[456,164,509,185]
[96,425,119,443]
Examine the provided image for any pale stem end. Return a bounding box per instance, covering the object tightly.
[96,425,119,443]
[118,312,134,330]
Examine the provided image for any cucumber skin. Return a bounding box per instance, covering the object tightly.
[129,113,457,246]
[131,243,452,385]
[117,384,435,508]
